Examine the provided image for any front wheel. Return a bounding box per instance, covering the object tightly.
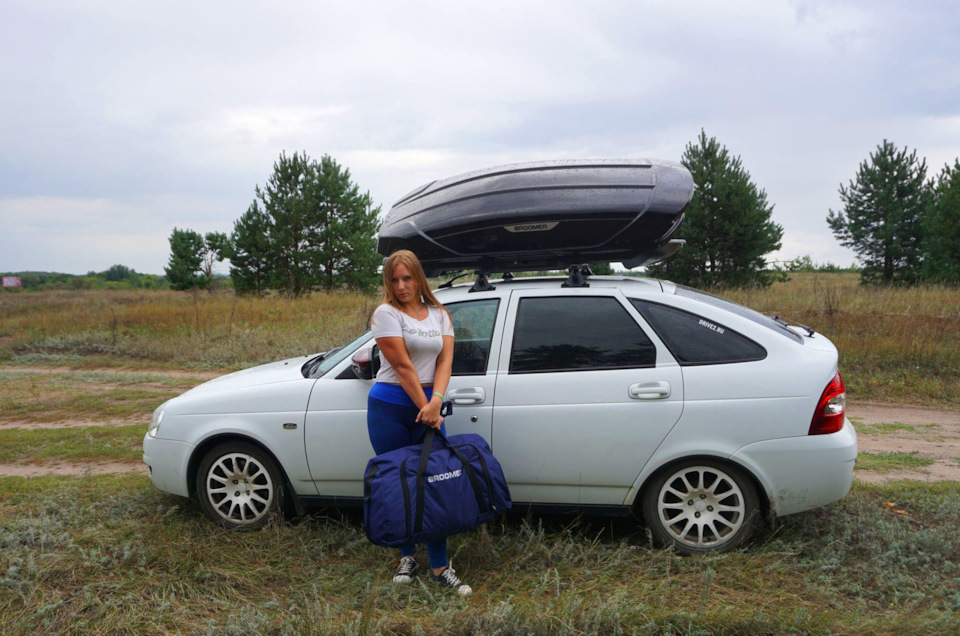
[641,459,760,555]
[196,442,283,530]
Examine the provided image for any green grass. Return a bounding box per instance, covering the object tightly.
[0,371,190,423]
[857,451,936,473]
[855,421,922,435]
[0,426,143,463]
[0,477,957,635]
[2,278,959,406]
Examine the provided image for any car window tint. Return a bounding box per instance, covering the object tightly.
[510,297,656,374]
[675,285,803,344]
[447,299,500,375]
[630,299,766,365]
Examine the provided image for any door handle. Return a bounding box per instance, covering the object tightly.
[629,381,671,400]
[448,387,485,405]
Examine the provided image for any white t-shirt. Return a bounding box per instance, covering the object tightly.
[371,303,454,384]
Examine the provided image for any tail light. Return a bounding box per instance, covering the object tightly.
[809,372,845,435]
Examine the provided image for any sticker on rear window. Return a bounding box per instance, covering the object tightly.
[698,319,725,334]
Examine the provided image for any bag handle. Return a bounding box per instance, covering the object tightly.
[413,427,490,534]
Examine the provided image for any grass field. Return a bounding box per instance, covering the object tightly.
[0,476,957,635]
[1,274,959,634]
[0,371,196,423]
[0,426,143,464]
[1,273,958,405]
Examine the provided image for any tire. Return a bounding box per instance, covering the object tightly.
[196,442,283,531]
[641,459,760,555]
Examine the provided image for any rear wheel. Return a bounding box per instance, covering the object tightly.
[196,442,282,530]
[642,459,760,555]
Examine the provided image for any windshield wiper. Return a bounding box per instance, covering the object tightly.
[301,346,343,377]
[771,315,815,338]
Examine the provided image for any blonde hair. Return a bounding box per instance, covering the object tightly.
[381,249,449,317]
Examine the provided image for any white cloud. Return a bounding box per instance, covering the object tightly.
[1,0,959,274]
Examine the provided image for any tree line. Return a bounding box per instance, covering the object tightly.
[166,152,381,295]
[166,136,960,295]
[1,265,168,291]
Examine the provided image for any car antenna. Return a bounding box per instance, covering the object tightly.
[438,271,471,289]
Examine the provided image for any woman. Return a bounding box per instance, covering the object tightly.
[368,249,472,596]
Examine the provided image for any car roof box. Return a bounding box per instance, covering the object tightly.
[377,159,694,276]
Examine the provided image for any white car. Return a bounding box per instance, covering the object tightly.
[143,275,857,554]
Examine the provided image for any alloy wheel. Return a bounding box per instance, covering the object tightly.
[204,452,275,525]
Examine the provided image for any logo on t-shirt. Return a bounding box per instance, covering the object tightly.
[401,324,441,338]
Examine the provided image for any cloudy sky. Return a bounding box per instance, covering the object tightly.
[2,0,959,275]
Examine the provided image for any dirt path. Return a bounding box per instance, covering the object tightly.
[848,402,960,483]
[0,365,222,380]
[0,461,146,477]
[0,418,142,430]
[1,385,957,480]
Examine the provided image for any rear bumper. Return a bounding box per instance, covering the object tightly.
[731,418,858,517]
[142,434,194,498]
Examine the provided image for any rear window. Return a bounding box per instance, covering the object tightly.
[630,300,766,365]
[675,285,804,344]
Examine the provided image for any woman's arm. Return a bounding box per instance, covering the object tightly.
[375,337,430,409]
[416,334,454,428]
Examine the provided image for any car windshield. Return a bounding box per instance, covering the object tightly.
[302,330,372,378]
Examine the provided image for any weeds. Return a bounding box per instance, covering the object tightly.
[857,451,936,473]
[0,476,956,634]
[2,276,959,405]
[0,426,143,463]
[855,421,924,435]
[0,371,195,424]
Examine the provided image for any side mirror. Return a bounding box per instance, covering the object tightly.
[351,345,381,380]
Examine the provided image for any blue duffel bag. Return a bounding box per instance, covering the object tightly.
[363,424,512,548]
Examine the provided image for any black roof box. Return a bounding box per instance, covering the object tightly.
[377,159,694,276]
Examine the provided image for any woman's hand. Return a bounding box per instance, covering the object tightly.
[416,394,444,429]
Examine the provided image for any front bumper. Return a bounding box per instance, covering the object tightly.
[142,433,195,498]
[731,418,858,517]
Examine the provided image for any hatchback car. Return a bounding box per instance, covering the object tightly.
[143,274,856,554]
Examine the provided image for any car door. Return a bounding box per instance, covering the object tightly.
[303,296,505,499]
[491,287,684,505]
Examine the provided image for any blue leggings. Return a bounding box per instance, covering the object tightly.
[367,394,448,569]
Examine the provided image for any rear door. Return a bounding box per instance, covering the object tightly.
[491,288,683,505]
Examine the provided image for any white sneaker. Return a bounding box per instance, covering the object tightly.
[393,556,419,584]
[430,564,472,596]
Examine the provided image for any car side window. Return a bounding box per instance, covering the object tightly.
[629,299,766,365]
[447,299,500,376]
[509,296,656,374]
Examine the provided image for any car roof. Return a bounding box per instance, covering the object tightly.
[433,274,671,296]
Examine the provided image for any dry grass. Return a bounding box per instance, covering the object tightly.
[2,275,959,405]
[0,371,197,423]
[0,289,378,372]
[0,426,143,463]
[0,476,957,635]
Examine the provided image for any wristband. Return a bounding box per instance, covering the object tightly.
[433,392,444,401]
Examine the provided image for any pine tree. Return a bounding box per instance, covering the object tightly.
[827,140,930,285]
[164,228,206,290]
[256,151,317,296]
[247,151,382,296]
[646,130,783,288]
[228,202,272,295]
[310,155,382,293]
[922,159,960,283]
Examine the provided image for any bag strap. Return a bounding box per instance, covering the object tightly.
[413,427,490,534]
